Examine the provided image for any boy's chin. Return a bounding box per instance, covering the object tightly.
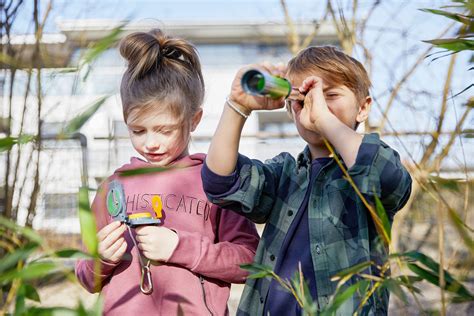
[299,129,324,146]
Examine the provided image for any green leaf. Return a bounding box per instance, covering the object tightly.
[15,283,26,316]
[247,271,273,279]
[0,134,36,152]
[374,195,392,240]
[407,263,473,299]
[382,278,408,304]
[80,26,125,81]
[53,249,94,259]
[61,96,108,135]
[428,175,461,192]
[119,166,172,177]
[331,261,373,281]
[78,186,98,256]
[25,306,77,316]
[0,243,38,274]
[240,262,274,273]
[445,206,474,253]
[419,8,472,25]
[0,216,44,244]
[323,280,370,315]
[0,262,57,282]
[23,283,41,302]
[422,38,474,52]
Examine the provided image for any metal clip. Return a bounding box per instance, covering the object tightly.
[140,261,153,295]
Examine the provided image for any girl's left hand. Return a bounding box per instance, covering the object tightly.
[135,226,179,262]
[298,76,332,133]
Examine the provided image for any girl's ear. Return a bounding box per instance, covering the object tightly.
[191,108,203,132]
[356,96,372,123]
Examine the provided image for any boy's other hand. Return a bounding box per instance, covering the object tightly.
[135,226,179,262]
[299,76,333,133]
[229,63,286,113]
[97,221,127,264]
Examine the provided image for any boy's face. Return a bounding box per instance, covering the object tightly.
[286,72,371,147]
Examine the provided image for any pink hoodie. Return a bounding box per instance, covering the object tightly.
[75,154,259,315]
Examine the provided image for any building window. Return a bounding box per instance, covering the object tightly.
[43,193,77,219]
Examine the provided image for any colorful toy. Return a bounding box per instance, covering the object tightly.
[106,180,162,227]
[241,69,291,99]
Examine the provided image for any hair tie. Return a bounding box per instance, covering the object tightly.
[161,47,181,59]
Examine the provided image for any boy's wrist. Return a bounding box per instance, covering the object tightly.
[226,96,252,118]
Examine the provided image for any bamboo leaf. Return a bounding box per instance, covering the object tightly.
[23,283,41,302]
[53,249,94,259]
[407,263,473,299]
[331,261,373,281]
[419,8,472,25]
[240,263,274,273]
[0,134,36,152]
[428,175,461,192]
[247,271,273,279]
[374,195,392,240]
[0,262,57,282]
[0,243,38,274]
[445,206,474,252]
[119,166,172,177]
[78,186,98,256]
[382,278,408,304]
[0,216,44,244]
[60,96,108,135]
[323,280,370,315]
[80,26,125,81]
[15,283,26,316]
[422,38,474,52]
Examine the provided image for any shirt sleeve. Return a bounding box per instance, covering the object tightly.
[165,208,260,284]
[202,152,288,223]
[75,180,120,293]
[347,133,412,220]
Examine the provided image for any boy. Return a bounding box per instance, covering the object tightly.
[201,46,412,315]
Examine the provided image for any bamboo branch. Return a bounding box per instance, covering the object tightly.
[377,22,455,132]
[419,53,457,167]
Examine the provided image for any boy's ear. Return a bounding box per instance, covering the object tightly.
[356,96,372,123]
[191,109,203,132]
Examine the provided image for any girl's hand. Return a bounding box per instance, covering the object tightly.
[97,221,127,264]
[135,226,179,262]
[229,62,287,113]
[298,76,333,133]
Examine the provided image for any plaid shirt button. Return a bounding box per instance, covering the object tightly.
[316,245,321,254]
[260,297,264,304]
[270,254,276,261]
[287,210,294,216]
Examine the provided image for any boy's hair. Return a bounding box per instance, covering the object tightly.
[287,45,371,104]
[119,28,204,125]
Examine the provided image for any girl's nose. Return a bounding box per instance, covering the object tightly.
[145,136,160,152]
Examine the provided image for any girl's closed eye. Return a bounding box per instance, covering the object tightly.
[132,129,145,135]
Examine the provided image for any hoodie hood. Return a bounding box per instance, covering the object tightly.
[114,153,205,173]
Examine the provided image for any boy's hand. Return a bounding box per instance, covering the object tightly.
[135,226,179,262]
[97,221,127,264]
[229,62,287,113]
[298,76,333,133]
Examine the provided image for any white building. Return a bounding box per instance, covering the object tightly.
[1,19,339,234]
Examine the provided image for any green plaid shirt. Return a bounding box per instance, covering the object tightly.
[202,133,412,315]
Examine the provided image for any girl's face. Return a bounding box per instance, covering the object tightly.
[126,107,202,166]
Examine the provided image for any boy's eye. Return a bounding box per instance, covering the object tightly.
[132,130,145,135]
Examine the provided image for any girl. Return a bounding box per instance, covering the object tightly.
[75,29,259,316]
